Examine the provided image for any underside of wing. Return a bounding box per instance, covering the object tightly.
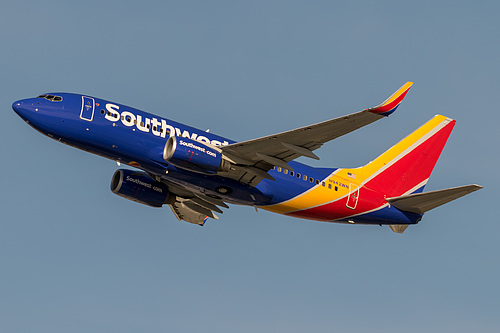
[169,202,210,225]
[159,179,229,225]
[220,82,413,186]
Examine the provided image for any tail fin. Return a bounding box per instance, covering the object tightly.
[345,115,456,197]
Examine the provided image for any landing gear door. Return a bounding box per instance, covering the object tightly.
[80,96,95,121]
[346,184,360,210]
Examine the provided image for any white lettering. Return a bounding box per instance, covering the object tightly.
[179,140,206,152]
[197,136,210,144]
[120,111,136,127]
[151,118,161,136]
[126,175,163,193]
[104,107,229,147]
[136,115,150,132]
[180,130,191,138]
[105,104,120,121]
[211,140,221,147]
[160,119,175,139]
[178,139,218,158]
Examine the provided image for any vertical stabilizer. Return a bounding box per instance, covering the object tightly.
[346,115,455,198]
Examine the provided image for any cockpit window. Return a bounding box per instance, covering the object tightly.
[37,94,63,102]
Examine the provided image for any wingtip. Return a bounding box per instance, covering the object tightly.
[368,81,413,116]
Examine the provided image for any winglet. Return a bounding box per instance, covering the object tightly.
[367,82,413,116]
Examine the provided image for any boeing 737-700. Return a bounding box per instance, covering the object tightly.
[12,82,482,233]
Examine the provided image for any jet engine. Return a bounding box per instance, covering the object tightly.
[163,136,230,174]
[111,169,171,207]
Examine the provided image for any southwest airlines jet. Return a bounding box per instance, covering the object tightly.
[12,83,482,233]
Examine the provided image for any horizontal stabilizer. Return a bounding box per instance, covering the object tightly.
[387,184,483,214]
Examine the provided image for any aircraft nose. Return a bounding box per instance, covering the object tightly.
[12,100,23,114]
[13,99,27,117]
[12,99,36,121]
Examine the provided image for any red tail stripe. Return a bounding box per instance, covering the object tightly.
[365,120,455,196]
[371,89,410,113]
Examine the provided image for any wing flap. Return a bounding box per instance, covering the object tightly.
[387,184,482,214]
[162,181,227,225]
[169,202,209,225]
[193,193,229,208]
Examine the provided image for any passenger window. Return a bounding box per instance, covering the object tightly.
[328,184,332,189]
[277,167,282,172]
[315,179,320,185]
[284,169,288,175]
[322,182,325,187]
[297,173,301,178]
[335,186,338,191]
[290,171,294,176]
[303,175,307,181]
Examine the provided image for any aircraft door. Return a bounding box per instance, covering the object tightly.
[346,184,360,210]
[80,96,95,121]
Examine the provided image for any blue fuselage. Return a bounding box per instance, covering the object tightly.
[13,92,424,226]
[13,93,332,207]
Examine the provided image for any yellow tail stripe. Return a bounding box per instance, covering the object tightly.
[381,81,413,106]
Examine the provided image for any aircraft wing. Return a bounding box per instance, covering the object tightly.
[169,200,215,226]
[220,82,413,186]
[162,180,229,225]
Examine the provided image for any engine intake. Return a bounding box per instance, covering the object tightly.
[111,169,171,207]
[163,136,230,174]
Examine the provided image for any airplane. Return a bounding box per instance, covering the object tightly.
[12,82,482,233]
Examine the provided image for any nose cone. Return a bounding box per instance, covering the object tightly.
[12,99,33,121]
[12,100,23,114]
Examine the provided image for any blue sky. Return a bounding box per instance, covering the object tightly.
[1,1,498,332]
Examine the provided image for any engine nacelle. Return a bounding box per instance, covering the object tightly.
[111,169,171,207]
[163,136,230,174]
